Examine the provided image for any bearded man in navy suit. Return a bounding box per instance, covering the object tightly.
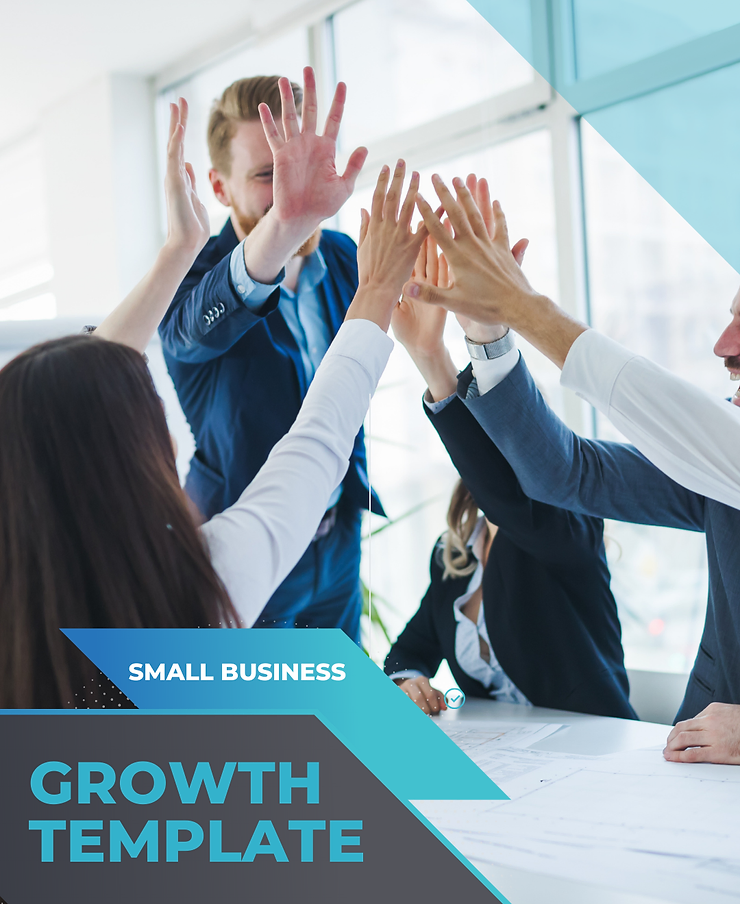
[159,68,382,641]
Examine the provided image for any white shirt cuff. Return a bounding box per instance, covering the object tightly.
[423,389,457,414]
[470,347,520,396]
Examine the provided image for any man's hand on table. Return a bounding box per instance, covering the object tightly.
[664,702,740,764]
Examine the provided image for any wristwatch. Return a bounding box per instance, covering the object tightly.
[465,329,515,360]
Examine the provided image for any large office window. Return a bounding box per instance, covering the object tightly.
[582,120,737,409]
[333,0,533,149]
[572,0,740,80]
[344,130,560,662]
[581,122,737,672]
[578,77,739,673]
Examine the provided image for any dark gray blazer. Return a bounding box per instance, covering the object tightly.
[384,394,635,719]
[460,357,740,723]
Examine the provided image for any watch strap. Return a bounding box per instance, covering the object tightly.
[465,329,515,360]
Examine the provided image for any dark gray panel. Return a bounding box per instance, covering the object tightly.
[0,713,501,903]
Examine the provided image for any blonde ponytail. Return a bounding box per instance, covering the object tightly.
[441,480,480,579]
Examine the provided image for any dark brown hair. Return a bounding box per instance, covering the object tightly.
[208,75,302,175]
[0,335,237,708]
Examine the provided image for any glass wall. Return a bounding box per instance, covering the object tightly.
[572,0,740,79]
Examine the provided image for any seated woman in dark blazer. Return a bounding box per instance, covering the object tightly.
[386,221,634,719]
[384,392,636,720]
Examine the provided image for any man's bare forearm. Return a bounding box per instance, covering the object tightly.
[508,295,588,369]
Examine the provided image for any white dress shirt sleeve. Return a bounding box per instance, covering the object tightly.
[200,319,393,627]
[561,328,740,509]
[423,391,456,414]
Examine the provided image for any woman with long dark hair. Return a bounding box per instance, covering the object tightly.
[0,82,426,708]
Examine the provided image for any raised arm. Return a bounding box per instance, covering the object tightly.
[427,394,604,565]
[391,179,527,402]
[242,67,367,282]
[407,175,740,510]
[201,161,426,625]
[462,352,706,532]
[561,328,740,510]
[95,99,209,352]
[159,66,368,363]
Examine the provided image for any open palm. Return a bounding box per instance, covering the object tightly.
[260,67,368,227]
[164,98,210,256]
[392,236,448,356]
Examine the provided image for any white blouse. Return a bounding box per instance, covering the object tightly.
[200,319,393,627]
[451,518,530,704]
[392,518,530,705]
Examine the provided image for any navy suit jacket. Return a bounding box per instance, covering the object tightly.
[159,220,382,520]
[384,393,636,719]
[462,356,740,724]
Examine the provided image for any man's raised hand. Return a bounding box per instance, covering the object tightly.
[259,66,368,231]
[391,234,460,402]
[453,174,528,342]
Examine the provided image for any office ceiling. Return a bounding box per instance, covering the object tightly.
[0,0,310,148]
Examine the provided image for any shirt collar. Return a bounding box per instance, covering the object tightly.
[284,248,327,297]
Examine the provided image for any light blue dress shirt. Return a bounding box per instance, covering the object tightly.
[230,241,342,509]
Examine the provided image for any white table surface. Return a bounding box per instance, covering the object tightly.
[435,698,680,904]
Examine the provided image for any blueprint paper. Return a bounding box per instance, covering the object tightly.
[440,720,564,750]
[436,720,586,798]
[417,745,740,903]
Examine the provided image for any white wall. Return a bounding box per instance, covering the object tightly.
[39,74,161,319]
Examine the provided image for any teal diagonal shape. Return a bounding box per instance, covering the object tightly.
[63,628,506,804]
[467,0,740,272]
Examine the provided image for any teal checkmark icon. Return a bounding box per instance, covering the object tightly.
[444,688,466,709]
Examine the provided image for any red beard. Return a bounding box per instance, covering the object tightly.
[235,208,322,257]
